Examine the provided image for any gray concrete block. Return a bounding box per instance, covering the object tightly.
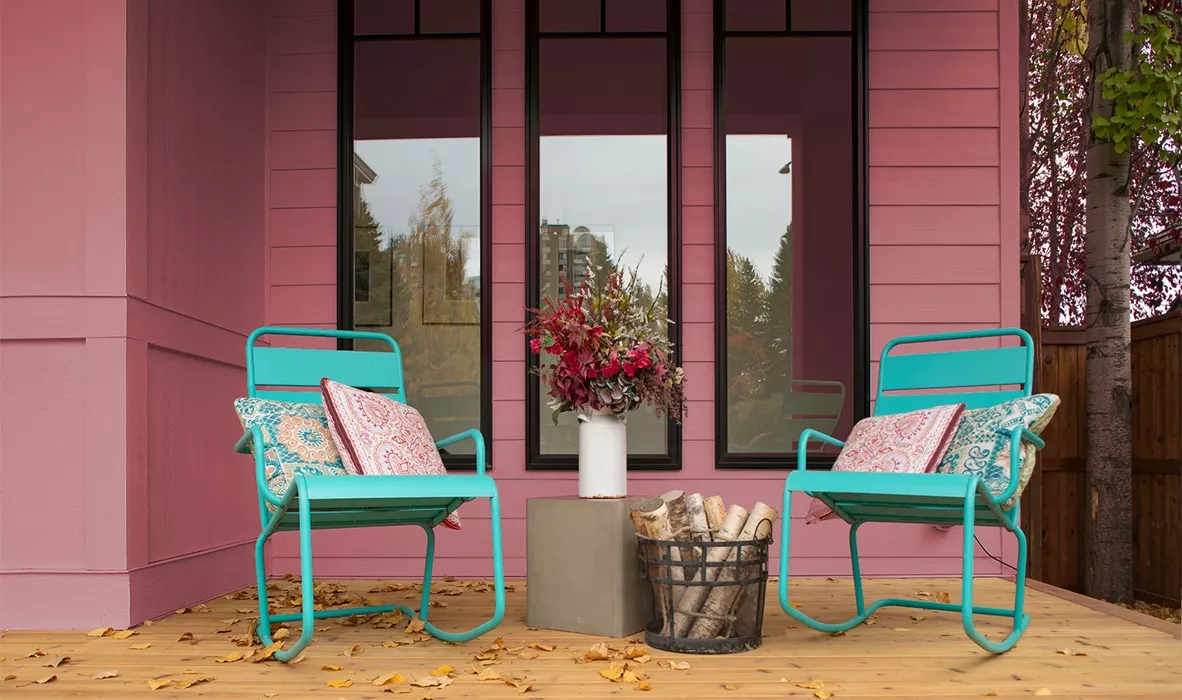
[526,496,653,638]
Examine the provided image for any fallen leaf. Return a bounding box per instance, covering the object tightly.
[663,660,691,671]
[798,681,826,690]
[327,678,353,688]
[87,627,114,637]
[374,672,406,686]
[175,676,213,689]
[935,591,952,604]
[983,692,999,697]
[342,643,362,657]
[382,640,405,648]
[429,600,448,608]
[273,628,290,640]
[131,643,152,650]
[264,694,278,698]
[112,630,137,639]
[1055,648,1087,657]
[322,665,343,671]
[3,675,14,681]
[891,627,911,632]
[177,632,194,642]
[528,642,555,651]
[865,614,878,625]
[622,645,650,660]
[826,576,839,582]
[430,664,455,677]
[814,690,832,699]
[93,671,119,680]
[476,668,504,681]
[36,675,57,684]
[637,679,652,691]
[1035,689,1053,696]
[584,642,612,661]
[410,675,453,688]
[216,651,244,663]
[516,650,539,660]
[41,656,70,667]
[252,642,284,662]
[601,663,627,681]
[724,684,738,691]
[406,617,426,634]
[915,590,933,598]
[22,649,47,658]
[909,614,926,622]
[148,678,173,690]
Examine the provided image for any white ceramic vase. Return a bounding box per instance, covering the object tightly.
[577,408,628,498]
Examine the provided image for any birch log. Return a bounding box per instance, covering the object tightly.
[629,497,682,630]
[686,501,778,639]
[672,504,748,637]
[683,493,711,581]
[703,495,726,537]
[660,490,696,579]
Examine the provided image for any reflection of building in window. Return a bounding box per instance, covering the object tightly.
[539,220,613,300]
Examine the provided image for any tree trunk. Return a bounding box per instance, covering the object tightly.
[1083,0,1136,604]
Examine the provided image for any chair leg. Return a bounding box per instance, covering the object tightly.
[778,488,875,633]
[273,489,316,662]
[849,523,866,616]
[421,491,506,643]
[418,524,436,621]
[959,498,1029,654]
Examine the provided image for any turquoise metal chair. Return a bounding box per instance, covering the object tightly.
[779,328,1043,654]
[235,327,505,661]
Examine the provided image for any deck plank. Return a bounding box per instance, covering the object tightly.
[2,578,1179,698]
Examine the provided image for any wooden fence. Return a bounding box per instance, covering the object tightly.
[1030,315,1182,607]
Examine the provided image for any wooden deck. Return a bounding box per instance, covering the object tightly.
[2,578,1178,698]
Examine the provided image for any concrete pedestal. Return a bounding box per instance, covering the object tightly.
[526,496,653,638]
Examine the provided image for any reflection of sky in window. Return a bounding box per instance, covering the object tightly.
[725,135,793,282]
[355,138,481,279]
[354,134,794,286]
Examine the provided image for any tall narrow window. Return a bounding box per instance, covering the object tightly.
[526,0,681,469]
[340,0,491,467]
[715,0,866,468]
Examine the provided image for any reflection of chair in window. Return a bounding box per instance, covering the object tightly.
[737,380,846,454]
[417,381,481,453]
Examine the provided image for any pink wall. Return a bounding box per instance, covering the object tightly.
[262,0,1021,581]
[0,0,267,629]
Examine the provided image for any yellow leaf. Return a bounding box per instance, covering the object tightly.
[430,664,455,677]
[410,675,453,688]
[476,668,504,681]
[216,651,244,663]
[798,681,826,690]
[177,632,194,642]
[406,616,426,634]
[600,662,627,681]
[176,608,191,614]
[252,642,284,662]
[87,627,114,637]
[175,676,213,689]
[343,643,362,657]
[724,684,738,691]
[130,643,151,650]
[815,690,832,700]
[148,678,173,690]
[528,642,555,651]
[326,678,353,688]
[1035,689,1053,696]
[664,660,691,671]
[36,675,57,684]
[3,675,15,681]
[517,649,539,660]
[935,591,952,604]
[93,671,119,680]
[636,679,652,691]
[584,642,613,661]
[22,649,46,658]
[112,630,137,639]
[382,640,405,648]
[374,672,406,686]
[273,628,290,640]
[322,664,343,671]
[41,656,70,667]
[622,645,650,660]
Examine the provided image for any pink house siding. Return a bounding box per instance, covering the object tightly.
[262,0,1020,582]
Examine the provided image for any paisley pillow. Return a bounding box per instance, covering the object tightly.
[234,398,349,506]
[936,393,1060,509]
[320,378,461,530]
[806,403,966,524]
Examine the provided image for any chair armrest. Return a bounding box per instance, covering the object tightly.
[796,429,846,471]
[435,428,488,476]
[991,425,1045,506]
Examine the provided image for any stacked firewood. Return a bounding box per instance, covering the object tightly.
[628,491,778,640]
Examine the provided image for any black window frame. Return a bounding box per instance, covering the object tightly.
[336,0,494,472]
[524,0,683,471]
[713,0,870,470]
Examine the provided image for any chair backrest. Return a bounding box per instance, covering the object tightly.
[777,380,846,452]
[245,327,406,405]
[874,328,1034,417]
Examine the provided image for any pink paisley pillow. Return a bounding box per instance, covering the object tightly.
[320,378,461,530]
[806,403,966,524]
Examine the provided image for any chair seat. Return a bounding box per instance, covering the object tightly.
[787,470,1010,526]
[301,473,497,503]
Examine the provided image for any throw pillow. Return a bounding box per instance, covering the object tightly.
[320,378,461,530]
[806,403,966,524]
[234,398,349,506]
[936,393,1060,509]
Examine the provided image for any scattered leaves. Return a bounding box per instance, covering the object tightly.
[528,642,555,651]
[406,616,426,634]
[724,684,738,691]
[273,627,290,640]
[41,656,70,667]
[583,642,613,661]
[410,675,454,688]
[252,642,284,663]
[92,671,119,680]
[516,650,539,660]
[430,664,456,677]
[175,676,213,689]
[148,678,173,690]
[935,591,952,604]
[216,651,244,663]
[637,679,652,691]
[662,660,691,671]
[36,675,57,684]
[342,643,362,657]
[3,675,14,682]
[177,632,194,642]
[891,627,911,632]
[131,643,152,650]
[87,627,114,637]
[326,678,353,689]
[22,649,46,658]
[112,629,137,639]
[322,665,343,671]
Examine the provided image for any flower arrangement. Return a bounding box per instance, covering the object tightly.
[523,266,687,425]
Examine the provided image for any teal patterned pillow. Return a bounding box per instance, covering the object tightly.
[234,398,349,502]
[935,393,1060,509]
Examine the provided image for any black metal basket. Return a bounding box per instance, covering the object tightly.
[635,533,772,654]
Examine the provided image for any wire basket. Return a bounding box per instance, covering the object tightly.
[635,533,771,654]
